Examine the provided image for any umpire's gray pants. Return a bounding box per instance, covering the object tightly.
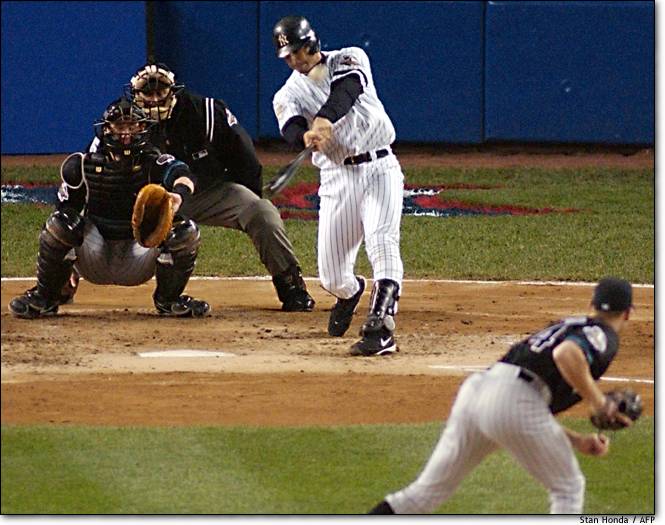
[178,181,300,276]
[72,222,159,285]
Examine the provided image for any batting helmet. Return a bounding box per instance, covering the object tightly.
[128,62,184,121]
[94,96,154,159]
[272,16,320,58]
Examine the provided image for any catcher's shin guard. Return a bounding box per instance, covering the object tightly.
[272,265,315,311]
[10,209,84,318]
[350,279,400,356]
[153,219,209,317]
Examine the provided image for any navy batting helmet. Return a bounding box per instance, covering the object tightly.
[272,16,320,58]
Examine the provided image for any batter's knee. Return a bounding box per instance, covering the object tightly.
[549,473,585,514]
[238,199,283,233]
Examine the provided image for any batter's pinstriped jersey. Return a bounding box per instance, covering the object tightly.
[273,47,396,168]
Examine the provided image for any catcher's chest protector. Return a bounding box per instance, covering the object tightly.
[82,154,151,239]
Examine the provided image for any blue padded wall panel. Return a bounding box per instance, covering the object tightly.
[485,1,654,144]
[1,1,146,154]
[258,1,484,143]
[152,2,259,137]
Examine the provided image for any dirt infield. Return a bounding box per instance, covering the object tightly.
[1,146,654,428]
[1,279,654,427]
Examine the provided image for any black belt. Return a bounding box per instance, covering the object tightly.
[343,149,389,166]
[518,368,537,383]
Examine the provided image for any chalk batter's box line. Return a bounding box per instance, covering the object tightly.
[429,365,654,385]
[0,276,654,289]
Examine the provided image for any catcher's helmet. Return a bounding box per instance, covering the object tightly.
[273,16,320,58]
[129,62,184,121]
[94,96,154,159]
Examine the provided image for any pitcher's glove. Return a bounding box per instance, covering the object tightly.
[132,184,173,248]
[590,390,643,430]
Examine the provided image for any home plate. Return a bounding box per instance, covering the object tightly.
[137,350,236,358]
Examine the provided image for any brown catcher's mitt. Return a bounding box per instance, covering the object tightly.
[590,390,643,430]
[132,184,173,248]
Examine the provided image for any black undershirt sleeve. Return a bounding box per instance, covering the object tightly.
[316,73,364,123]
[281,115,308,150]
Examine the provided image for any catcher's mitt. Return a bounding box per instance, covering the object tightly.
[590,390,643,430]
[132,184,173,248]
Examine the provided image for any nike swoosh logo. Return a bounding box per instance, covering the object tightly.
[380,337,392,347]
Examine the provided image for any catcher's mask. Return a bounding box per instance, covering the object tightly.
[94,96,154,161]
[129,63,184,121]
[272,16,320,58]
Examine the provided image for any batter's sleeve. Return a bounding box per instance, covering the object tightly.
[329,47,371,88]
[273,87,305,135]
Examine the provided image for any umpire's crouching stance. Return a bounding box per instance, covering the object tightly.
[368,278,636,514]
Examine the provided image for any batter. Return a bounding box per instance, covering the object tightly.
[272,15,405,356]
[367,277,635,514]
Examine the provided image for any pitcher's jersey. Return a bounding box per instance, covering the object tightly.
[499,316,619,414]
[273,47,396,169]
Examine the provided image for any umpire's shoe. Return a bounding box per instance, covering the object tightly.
[9,287,60,319]
[273,265,315,312]
[328,276,366,336]
[350,314,397,356]
[155,295,211,317]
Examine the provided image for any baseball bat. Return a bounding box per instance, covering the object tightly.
[263,145,314,198]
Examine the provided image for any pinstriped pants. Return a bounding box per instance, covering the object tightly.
[317,153,404,299]
[72,221,159,286]
[386,363,585,514]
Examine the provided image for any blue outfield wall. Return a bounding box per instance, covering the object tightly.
[0,1,654,154]
[1,1,146,154]
[484,1,654,144]
[152,1,259,137]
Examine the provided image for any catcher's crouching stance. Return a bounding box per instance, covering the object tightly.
[9,97,209,319]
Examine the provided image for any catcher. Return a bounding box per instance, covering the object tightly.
[367,277,641,515]
[9,96,209,319]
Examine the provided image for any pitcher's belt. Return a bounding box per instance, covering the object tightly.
[487,362,552,405]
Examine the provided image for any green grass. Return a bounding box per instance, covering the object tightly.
[1,417,653,514]
[1,166,653,282]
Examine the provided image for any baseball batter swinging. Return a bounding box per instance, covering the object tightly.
[367,278,635,514]
[272,15,405,356]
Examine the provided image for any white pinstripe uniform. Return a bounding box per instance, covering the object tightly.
[273,47,404,300]
[384,316,621,514]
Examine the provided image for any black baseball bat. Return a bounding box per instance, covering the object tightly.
[263,145,314,198]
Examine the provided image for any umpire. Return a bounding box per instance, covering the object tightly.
[115,63,315,311]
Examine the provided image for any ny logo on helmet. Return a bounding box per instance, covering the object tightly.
[278,34,289,47]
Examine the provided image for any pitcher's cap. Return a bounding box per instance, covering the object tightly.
[592,277,633,312]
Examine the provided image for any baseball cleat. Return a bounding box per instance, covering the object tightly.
[328,276,366,337]
[349,313,398,356]
[155,295,211,318]
[350,332,397,356]
[281,288,316,312]
[9,287,59,319]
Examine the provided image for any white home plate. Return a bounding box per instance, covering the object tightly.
[137,350,236,358]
